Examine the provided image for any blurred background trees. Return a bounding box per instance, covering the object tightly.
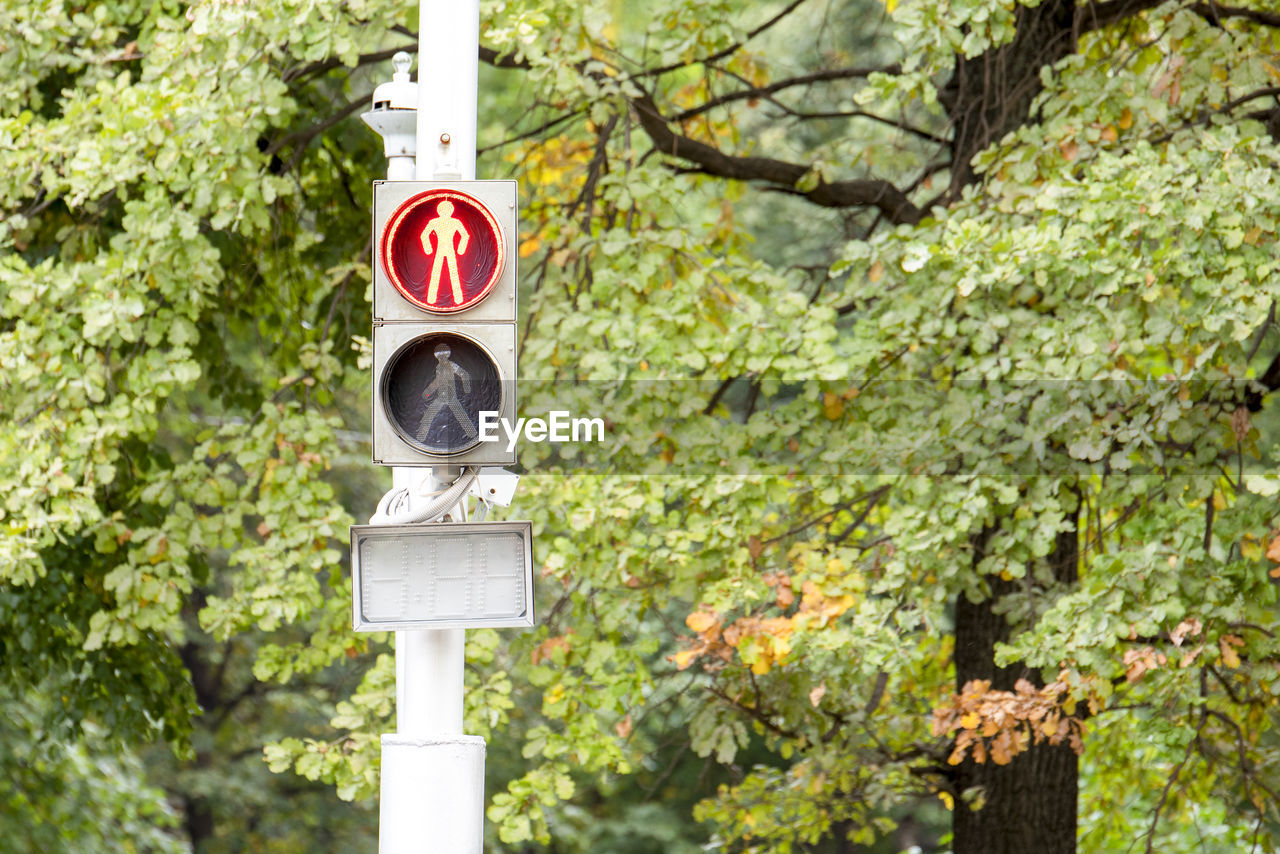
[3,0,1280,851]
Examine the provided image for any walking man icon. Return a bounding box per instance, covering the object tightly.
[420,200,470,305]
[417,342,478,441]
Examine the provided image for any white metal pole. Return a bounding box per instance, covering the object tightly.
[391,0,480,741]
[385,153,415,182]
[392,469,466,736]
[396,0,480,739]
[416,0,479,181]
[379,2,486,851]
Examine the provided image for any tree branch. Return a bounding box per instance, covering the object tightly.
[282,44,415,84]
[706,683,801,741]
[684,64,948,146]
[479,45,534,69]
[768,106,951,146]
[268,95,369,169]
[762,485,890,546]
[1190,2,1280,27]
[1075,0,1168,34]
[1223,86,1280,112]
[632,95,923,224]
[478,108,585,154]
[672,65,901,122]
[1144,707,1205,854]
[638,0,814,79]
[1077,0,1280,34]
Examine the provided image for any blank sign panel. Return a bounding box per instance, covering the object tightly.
[351,522,534,631]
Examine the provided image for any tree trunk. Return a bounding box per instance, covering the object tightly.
[941,0,1082,845]
[951,502,1080,854]
[952,585,1078,854]
[183,787,215,852]
[944,0,1076,192]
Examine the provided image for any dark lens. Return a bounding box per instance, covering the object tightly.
[382,332,503,455]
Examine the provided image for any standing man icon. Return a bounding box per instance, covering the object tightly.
[420,200,470,305]
[417,342,478,441]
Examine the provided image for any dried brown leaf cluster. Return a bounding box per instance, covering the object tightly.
[931,675,1088,766]
[670,574,857,674]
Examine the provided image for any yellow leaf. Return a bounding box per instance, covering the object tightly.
[960,712,980,730]
[1220,637,1241,669]
[1041,718,1058,737]
[938,791,954,810]
[672,649,700,671]
[1118,107,1134,130]
[868,260,884,283]
[823,392,844,420]
[519,236,541,258]
[686,609,719,633]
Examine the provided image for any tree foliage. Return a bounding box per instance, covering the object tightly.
[4,0,1280,851]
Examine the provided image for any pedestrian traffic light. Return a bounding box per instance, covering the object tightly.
[371,181,517,466]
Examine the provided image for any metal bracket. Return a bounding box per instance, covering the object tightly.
[467,467,519,507]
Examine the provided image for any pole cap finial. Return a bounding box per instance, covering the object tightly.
[392,51,413,80]
[369,53,419,112]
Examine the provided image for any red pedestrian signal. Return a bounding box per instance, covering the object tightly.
[380,189,506,314]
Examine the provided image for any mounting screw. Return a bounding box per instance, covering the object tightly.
[440,132,451,145]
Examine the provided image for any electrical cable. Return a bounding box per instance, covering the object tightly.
[369,466,480,525]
